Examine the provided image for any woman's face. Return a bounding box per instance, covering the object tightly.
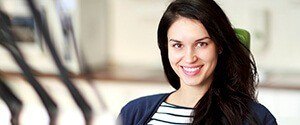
[167,17,218,88]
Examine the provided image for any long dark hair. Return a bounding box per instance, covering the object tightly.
[157,0,259,124]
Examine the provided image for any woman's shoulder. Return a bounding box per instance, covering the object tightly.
[118,93,170,125]
[121,93,169,111]
[249,101,277,125]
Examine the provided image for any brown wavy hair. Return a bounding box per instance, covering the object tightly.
[157,0,259,124]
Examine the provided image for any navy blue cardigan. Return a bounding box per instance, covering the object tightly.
[118,93,277,125]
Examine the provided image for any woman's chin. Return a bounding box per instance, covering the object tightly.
[181,79,202,86]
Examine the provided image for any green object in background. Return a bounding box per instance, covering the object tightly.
[234,28,250,49]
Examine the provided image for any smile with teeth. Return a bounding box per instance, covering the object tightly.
[181,65,203,76]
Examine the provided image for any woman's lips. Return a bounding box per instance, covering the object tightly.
[181,65,203,76]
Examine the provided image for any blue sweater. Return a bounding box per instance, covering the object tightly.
[118,93,277,125]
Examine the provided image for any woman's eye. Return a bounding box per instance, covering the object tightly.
[173,43,182,48]
[196,42,208,47]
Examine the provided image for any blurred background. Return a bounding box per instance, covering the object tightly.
[0,0,299,124]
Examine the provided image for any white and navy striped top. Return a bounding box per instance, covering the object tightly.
[147,102,194,125]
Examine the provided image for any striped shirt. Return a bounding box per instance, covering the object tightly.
[147,102,194,125]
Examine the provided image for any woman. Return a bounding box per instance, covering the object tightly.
[118,0,277,124]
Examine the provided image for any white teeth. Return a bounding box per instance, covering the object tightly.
[183,67,200,72]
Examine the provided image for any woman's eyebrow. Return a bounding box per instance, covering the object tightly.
[169,37,210,43]
[195,37,210,42]
[169,39,181,43]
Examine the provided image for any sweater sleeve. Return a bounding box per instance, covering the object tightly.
[262,106,277,125]
[250,102,277,125]
[117,107,126,125]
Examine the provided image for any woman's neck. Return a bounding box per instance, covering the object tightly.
[166,83,211,108]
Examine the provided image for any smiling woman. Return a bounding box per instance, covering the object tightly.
[118,0,277,125]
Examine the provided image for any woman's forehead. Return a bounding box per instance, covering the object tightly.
[167,17,210,42]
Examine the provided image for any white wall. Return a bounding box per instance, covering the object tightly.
[106,0,300,75]
[107,0,171,69]
[217,0,300,73]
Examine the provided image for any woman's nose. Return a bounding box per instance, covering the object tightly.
[184,48,197,63]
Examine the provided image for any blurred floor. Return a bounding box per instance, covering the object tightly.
[1,76,298,124]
